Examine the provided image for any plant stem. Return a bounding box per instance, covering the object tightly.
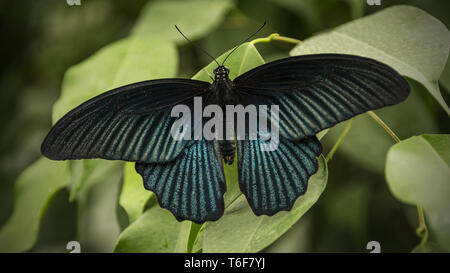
[416,205,428,244]
[251,33,302,45]
[273,35,302,45]
[325,118,354,162]
[366,111,401,143]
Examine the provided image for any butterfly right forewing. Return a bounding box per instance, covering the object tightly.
[233,54,410,141]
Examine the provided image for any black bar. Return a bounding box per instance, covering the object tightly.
[0,253,448,272]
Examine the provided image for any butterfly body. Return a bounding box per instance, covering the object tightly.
[41,53,410,224]
[208,65,239,165]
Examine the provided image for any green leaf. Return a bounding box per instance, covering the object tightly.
[263,215,312,253]
[441,59,450,93]
[69,160,100,202]
[316,129,329,141]
[76,161,123,252]
[132,0,233,44]
[113,197,191,253]
[119,163,152,223]
[202,156,327,253]
[291,5,450,115]
[53,35,178,123]
[192,42,266,82]
[386,134,450,251]
[0,158,71,252]
[343,0,365,19]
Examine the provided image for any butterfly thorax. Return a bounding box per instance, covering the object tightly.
[210,66,236,106]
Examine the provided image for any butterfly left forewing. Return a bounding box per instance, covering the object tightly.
[41,79,209,164]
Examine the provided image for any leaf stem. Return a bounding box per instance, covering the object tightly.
[325,118,354,162]
[273,35,302,45]
[366,111,401,143]
[250,33,302,45]
[416,205,428,244]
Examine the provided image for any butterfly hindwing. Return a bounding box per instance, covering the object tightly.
[237,135,322,216]
[41,79,209,163]
[136,139,226,223]
[234,54,410,140]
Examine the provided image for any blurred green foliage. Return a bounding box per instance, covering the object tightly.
[0,0,449,253]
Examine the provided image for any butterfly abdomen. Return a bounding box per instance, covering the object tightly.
[218,139,235,165]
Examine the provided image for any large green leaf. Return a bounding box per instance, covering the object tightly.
[76,161,123,252]
[113,196,190,253]
[291,5,450,115]
[192,43,265,82]
[202,156,327,253]
[132,0,233,44]
[441,59,450,94]
[385,134,450,252]
[0,158,71,252]
[119,163,152,224]
[69,160,100,202]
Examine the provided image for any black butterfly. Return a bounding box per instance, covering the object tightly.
[41,26,409,224]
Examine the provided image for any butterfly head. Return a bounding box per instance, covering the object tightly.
[213,66,230,81]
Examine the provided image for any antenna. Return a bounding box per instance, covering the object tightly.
[175,25,220,67]
[221,21,267,66]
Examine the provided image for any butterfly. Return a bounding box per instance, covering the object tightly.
[41,24,410,224]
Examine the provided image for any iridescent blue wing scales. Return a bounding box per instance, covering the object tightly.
[136,140,226,223]
[236,136,322,216]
